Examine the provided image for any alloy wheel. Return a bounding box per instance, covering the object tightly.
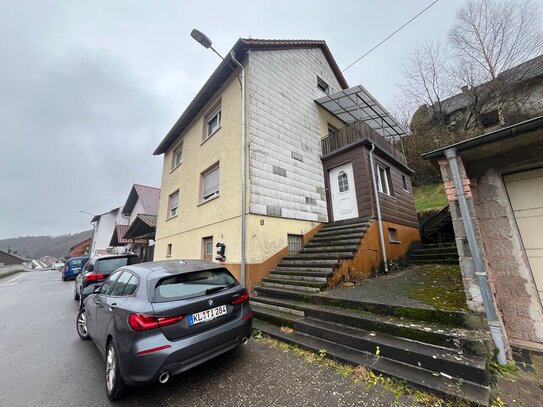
[106,346,116,392]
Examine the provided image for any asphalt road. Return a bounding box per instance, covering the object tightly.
[0,271,418,407]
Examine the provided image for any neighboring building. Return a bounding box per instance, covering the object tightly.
[90,207,128,255]
[0,250,26,268]
[437,54,543,133]
[423,116,543,352]
[153,38,420,290]
[110,184,160,262]
[70,237,91,257]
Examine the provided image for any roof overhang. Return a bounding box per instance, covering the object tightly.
[154,38,348,156]
[422,116,543,160]
[123,215,157,240]
[315,85,407,138]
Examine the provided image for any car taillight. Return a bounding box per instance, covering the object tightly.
[84,273,105,282]
[231,291,249,305]
[128,313,184,331]
[64,265,68,271]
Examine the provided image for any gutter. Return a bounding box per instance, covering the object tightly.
[369,143,388,273]
[444,148,507,365]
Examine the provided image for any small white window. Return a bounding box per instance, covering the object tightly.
[338,171,349,193]
[172,141,183,170]
[202,164,220,201]
[168,191,179,218]
[206,105,221,139]
[377,165,392,196]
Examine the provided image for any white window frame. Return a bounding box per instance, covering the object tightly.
[205,104,221,140]
[168,190,179,218]
[171,141,183,171]
[201,164,220,202]
[377,165,391,196]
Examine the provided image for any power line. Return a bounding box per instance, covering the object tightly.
[342,0,440,72]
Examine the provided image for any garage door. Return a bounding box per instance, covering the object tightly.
[504,167,543,306]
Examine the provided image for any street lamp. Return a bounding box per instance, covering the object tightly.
[191,29,247,288]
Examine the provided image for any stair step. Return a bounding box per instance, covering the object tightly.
[295,318,488,385]
[262,278,327,289]
[268,272,328,282]
[322,222,371,232]
[324,217,371,227]
[302,245,358,253]
[249,300,304,317]
[249,295,308,313]
[282,253,354,261]
[254,320,490,407]
[253,286,311,302]
[316,227,368,237]
[279,260,340,268]
[307,239,362,247]
[260,281,322,293]
[303,306,488,355]
[276,265,335,273]
[415,243,457,249]
[311,232,365,241]
[412,247,458,254]
[252,303,300,327]
[411,253,458,259]
[272,269,333,278]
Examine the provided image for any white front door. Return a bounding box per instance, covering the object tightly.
[329,163,359,221]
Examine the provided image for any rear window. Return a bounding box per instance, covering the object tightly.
[153,268,237,302]
[69,259,86,266]
[95,256,140,273]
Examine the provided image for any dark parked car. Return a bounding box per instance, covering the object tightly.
[75,259,252,400]
[62,256,89,281]
[74,253,140,308]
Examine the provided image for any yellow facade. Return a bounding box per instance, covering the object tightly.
[318,106,345,138]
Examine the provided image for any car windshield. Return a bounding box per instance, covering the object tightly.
[70,259,86,266]
[95,256,140,273]
[153,269,237,302]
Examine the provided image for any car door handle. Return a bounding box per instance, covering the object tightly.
[109,303,117,312]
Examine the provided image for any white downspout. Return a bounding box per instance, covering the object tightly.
[369,143,388,273]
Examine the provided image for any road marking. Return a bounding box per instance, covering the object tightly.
[7,274,26,283]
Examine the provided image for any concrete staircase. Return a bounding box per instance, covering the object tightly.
[409,243,459,265]
[257,217,371,295]
[251,219,491,406]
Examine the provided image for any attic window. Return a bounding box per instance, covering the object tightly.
[317,77,330,95]
[172,141,183,171]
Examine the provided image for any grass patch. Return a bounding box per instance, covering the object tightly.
[254,335,468,406]
[414,183,448,212]
[407,264,468,311]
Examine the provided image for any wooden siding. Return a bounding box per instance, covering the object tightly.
[322,144,419,229]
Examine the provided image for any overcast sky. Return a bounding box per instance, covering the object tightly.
[0,0,494,239]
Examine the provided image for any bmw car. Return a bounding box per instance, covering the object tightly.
[76,259,252,400]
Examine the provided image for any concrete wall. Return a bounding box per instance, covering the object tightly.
[248,47,342,224]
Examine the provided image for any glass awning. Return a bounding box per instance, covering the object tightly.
[315,85,406,138]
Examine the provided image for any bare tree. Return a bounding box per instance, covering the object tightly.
[400,40,455,122]
[449,0,543,125]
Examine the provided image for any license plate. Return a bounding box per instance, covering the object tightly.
[188,305,227,327]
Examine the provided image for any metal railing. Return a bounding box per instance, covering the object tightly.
[321,120,407,165]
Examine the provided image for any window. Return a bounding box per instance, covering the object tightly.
[317,76,330,95]
[377,164,392,196]
[110,271,133,297]
[388,228,399,243]
[100,271,123,296]
[402,175,408,191]
[123,274,138,296]
[204,103,221,140]
[327,123,338,135]
[172,141,183,170]
[288,234,303,255]
[201,163,219,201]
[338,171,349,193]
[202,237,213,261]
[166,244,172,258]
[168,190,179,218]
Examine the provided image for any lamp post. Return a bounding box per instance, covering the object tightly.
[191,29,247,288]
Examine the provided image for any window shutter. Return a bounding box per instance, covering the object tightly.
[203,167,219,198]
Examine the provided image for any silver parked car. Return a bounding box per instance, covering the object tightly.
[76,259,253,400]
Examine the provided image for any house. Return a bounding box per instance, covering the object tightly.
[109,184,160,262]
[153,38,420,291]
[89,207,129,255]
[437,54,543,132]
[70,237,91,257]
[0,249,26,268]
[423,116,543,354]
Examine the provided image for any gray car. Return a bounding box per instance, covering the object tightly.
[76,259,253,400]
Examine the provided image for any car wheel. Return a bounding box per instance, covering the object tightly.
[74,284,79,301]
[62,274,67,281]
[76,308,90,340]
[105,340,125,400]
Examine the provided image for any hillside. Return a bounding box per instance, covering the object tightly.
[0,230,93,259]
